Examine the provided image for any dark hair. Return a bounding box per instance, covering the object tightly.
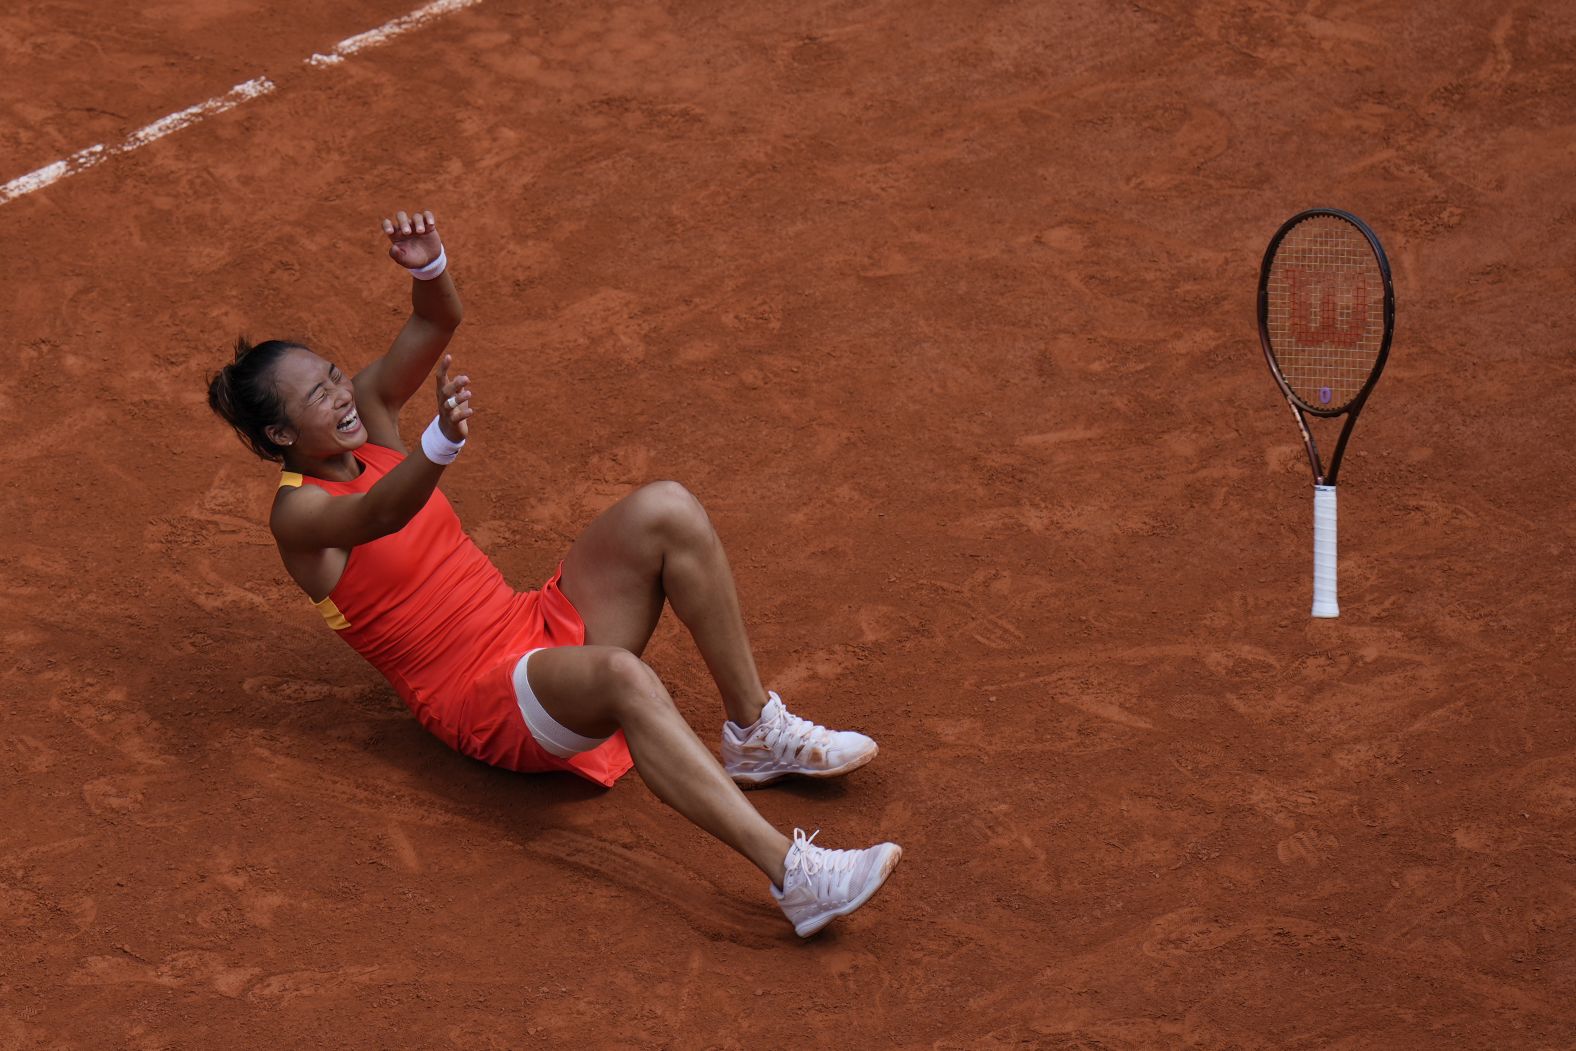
[207,337,306,461]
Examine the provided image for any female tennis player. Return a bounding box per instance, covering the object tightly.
[206,209,900,938]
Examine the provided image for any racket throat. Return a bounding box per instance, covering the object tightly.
[1321,403,1364,487]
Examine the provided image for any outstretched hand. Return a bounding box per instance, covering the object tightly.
[383,209,442,270]
[435,354,473,442]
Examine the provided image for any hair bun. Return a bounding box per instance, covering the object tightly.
[205,336,306,462]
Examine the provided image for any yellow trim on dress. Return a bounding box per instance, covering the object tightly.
[278,471,348,629]
[315,595,351,631]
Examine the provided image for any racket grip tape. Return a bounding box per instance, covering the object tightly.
[1312,484,1339,618]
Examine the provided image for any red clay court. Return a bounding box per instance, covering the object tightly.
[3,0,1574,1046]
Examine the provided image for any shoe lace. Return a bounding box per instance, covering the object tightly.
[761,698,834,760]
[787,828,857,888]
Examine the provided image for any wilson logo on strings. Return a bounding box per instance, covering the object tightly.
[1287,268,1371,348]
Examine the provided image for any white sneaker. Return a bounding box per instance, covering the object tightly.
[771,828,903,938]
[722,692,879,787]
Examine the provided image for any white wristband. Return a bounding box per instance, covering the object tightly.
[420,414,465,465]
[407,245,447,281]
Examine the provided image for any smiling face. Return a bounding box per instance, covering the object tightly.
[264,346,366,458]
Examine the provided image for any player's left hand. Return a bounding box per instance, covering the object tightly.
[382,209,442,270]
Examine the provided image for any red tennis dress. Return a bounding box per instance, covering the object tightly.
[278,442,634,787]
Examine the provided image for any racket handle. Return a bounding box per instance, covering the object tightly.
[1312,484,1339,618]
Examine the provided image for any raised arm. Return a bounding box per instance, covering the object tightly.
[354,208,464,426]
[274,356,474,551]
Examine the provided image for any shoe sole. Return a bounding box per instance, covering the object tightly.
[728,744,879,789]
[793,843,903,938]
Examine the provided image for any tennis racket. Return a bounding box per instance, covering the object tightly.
[1257,208,1394,618]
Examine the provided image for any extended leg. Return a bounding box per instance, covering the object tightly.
[524,644,904,937]
[526,644,787,885]
[559,481,767,727]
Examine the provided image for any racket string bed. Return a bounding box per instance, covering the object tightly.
[1263,216,1385,411]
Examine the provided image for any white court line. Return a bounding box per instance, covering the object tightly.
[0,78,274,205]
[309,0,482,65]
[122,76,276,150]
[0,0,483,207]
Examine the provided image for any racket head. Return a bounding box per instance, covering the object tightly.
[1257,208,1394,418]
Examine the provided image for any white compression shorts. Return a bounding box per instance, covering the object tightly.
[511,648,611,758]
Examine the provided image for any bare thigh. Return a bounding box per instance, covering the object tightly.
[558,483,695,655]
[523,644,655,740]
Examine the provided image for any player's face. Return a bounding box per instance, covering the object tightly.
[270,347,366,455]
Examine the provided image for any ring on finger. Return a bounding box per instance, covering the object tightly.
[445,395,458,409]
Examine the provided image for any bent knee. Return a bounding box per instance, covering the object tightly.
[591,647,659,693]
[590,648,669,717]
[633,480,713,545]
